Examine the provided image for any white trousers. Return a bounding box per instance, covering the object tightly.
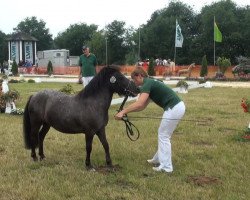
[151,101,185,171]
[82,76,94,87]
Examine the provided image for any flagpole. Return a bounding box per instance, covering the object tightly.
[174,47,176,63]
[174,19,177,63]
[138,25,140,61]
[214,16,215,66]
[105,23,108,66]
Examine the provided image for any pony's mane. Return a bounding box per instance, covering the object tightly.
[79,65,120,97]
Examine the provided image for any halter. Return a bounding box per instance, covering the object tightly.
[118,96,140,141]
[123,80,138,97]
[110,75,138,97]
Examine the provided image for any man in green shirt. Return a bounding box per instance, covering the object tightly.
[115,67,185,173]
[79,46,97,87]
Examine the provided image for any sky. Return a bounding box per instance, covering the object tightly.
[0,0,249,38]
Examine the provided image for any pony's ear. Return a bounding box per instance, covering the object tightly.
[110,76,116,83]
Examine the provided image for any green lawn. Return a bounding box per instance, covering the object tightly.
[0,82,249,200]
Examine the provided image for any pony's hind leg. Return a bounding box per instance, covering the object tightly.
[85,134,94,169]
[96,128,112,167]
[38,123,50,160]
[30,124,42,161]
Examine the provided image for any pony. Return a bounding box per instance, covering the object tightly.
[177,63,195,77]
[23,66,139,169]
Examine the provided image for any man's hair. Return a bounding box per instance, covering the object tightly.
[131,67,149,79]
[82,46,89,50]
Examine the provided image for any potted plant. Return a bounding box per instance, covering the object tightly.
[240,98,250,140]
[0,91,5,113]
[216,57,231,78]
[176,80,188,93]
[0,90,20,113]
[2,90,20,102]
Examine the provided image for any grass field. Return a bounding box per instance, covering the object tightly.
[0,82,249,200]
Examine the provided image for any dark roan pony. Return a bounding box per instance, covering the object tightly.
[23,65,139,169]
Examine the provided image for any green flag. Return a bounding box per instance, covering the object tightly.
[214,22,222,42]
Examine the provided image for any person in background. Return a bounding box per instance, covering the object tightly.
[115,67,185,173]
[79,46,97,87]
[0,63,3,74]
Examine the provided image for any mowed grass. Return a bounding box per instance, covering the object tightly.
[0,82,249,200]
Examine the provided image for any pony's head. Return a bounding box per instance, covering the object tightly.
[103,65,139,97]
[83,65,139,97]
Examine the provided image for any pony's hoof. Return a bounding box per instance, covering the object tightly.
[40,156,46,161]
[32,157,38,162]
[86,165,96,172]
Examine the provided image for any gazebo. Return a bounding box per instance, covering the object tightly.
[6,32,38,66]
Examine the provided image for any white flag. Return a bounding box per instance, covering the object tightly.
[175,20,184,48]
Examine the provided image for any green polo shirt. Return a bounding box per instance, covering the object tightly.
[79,53,97,77]
[140,78,181,110]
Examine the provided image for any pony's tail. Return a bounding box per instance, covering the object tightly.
[23,96,37,149]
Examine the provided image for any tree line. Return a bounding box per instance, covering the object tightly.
[0,0,249,66]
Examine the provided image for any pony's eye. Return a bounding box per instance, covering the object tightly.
[110,76,116,83]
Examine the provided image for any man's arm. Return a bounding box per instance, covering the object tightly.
[79,57,82,76]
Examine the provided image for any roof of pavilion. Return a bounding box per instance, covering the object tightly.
[6,32,38,41]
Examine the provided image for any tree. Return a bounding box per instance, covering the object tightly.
[11,60,18,76]
[148,58,156,76]
[0,31,8,64]
[106,20,128,65]
[86,31,106,65]
[200,55,208,77]
[13,16,53,51]
[139,1,196,64]
[54,23,98,57]
[124,26,138,65]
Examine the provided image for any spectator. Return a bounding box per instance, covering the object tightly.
[0,63,3,74]
[79,46,97,87]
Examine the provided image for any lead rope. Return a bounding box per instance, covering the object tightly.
[117,96,140,141]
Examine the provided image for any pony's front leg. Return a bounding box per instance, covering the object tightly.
[96,129,112,167]
[85,134,94,169]
[31,148,38,161]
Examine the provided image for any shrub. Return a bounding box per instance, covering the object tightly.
[176,80,188,89]
[11,60,18,76]
[27,79,35,83]
[9,79,19,83]
[216,57,231,75]
[148,58,156,76]
[47,61,53,76]
[59,84,75,94]
[200,55,208,77]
